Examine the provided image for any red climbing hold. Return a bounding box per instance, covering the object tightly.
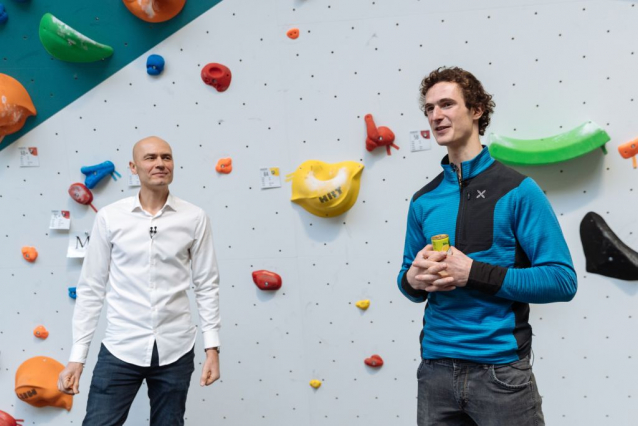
[364,354,384,368]
[252,270,282,291]
[68,183,97,212]
[0,410,23,426]
[201,63,232,92]
[365,114,398,155]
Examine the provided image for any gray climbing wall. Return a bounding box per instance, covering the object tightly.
[1,0,637,425]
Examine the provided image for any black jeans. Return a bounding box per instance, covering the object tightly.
[83,343,195,426]
[417,356,545,426]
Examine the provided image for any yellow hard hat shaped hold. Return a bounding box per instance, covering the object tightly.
[286,160,364,218]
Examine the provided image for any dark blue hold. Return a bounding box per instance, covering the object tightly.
[68,287,77,300]
[81,160,121,189]
[147,54,165,76]
[0,5,8,24]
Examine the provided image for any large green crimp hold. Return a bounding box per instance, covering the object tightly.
[39,13,114,63]
[488,121,610,166]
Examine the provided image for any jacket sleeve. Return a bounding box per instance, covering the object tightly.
[465,177,577,303]
[397,198,428,303]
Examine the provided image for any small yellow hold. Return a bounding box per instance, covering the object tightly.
[309,379,322,389]
[355,299,370,310]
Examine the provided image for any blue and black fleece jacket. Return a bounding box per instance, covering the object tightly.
[398,146,577,364]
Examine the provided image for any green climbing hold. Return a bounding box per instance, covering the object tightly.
[488,121,610,166]
[39,13,114,63]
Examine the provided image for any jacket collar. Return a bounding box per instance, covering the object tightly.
[441,145,494,183]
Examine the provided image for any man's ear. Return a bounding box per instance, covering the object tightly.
[129,161,138,175]
[472,106,484,120]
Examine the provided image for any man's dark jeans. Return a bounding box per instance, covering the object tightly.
[83,343,195,426]
[417,356,545,426]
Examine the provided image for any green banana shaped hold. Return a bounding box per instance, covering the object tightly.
[488,121,610,166]
[39,13,114,63]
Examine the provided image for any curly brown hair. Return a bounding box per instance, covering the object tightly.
[419,67,495,136]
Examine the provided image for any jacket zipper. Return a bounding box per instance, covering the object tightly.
[451,163,468,248]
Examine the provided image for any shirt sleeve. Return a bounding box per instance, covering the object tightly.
[69,211,111,364]
[397,198,428,303]
[466,178,577,303]
[190,212,221,349]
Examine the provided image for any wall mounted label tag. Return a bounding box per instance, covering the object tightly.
[409,130,431,152]
[128,167,140,187]
[19,147,40,167]
[67,231,90,258]
[49,210,71,230]
[260,167,281,189]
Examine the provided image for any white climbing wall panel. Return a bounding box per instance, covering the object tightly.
[1,0,638,425]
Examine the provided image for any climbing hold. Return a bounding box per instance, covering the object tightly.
[15,356,73,410]
[68,287,77,300]
[365,114,399,155]
[21,247,38,263]
[39,13,114,63]
[215,158,232,174]
[355,299,370,310]
[287,28,299,39]
[309,379,322,389]
[33,326,49,340]
[0,5,8,25]
[488,121,610,166]
[146,54,165,76]
[0,74,37,142]
[68,183,97,212]
[122,0,186,23]
[201,63,232,92]
[252,270,282,291]
[580,212,638,281]
[285,160,364,218]
[618,138,638,169]
[81,161,121,189]
[364,355,384,368]
[0,410,23,426]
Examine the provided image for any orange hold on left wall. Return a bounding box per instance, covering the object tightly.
[21,247,38,262]
[0,74,37,143]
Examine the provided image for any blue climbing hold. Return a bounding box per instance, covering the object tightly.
[0,4,8,24]
[81,160,121,189]
[147,54,165,76]
[68,287,77,299]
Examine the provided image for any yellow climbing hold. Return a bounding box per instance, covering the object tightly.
[285,160,364,218]
[309,379,322,389]
[355,299,370,310]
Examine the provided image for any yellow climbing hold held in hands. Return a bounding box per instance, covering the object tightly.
[355,299,370,310]
[309,379,322,389]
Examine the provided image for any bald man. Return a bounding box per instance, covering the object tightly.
[58,137,221,426]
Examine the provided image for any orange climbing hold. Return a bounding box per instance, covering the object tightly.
[122,0,186,23]
[365,114,398,155]
[215,158,232,174]
[0,73,37,142]
[33,326,49,339]
[618,138,638,169]
[21,247,38,262]
[287,28,300,39]
[364,354,384,368]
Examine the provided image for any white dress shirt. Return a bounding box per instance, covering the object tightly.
[70,193,220,367]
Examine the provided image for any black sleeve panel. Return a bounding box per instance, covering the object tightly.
[466,260,508,295]
[401,271,428,299]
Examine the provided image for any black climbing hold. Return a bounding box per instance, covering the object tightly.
[580,212,638,281]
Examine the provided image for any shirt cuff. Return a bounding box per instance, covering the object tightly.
[465,260,508,295]
[69,344,90,364]
[202,330,220,350]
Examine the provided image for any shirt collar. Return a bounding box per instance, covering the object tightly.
[441,145,494,183]
[131,192,177,213]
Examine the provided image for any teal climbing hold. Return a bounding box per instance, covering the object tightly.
[488,121,610,166]
[39,13,114,63]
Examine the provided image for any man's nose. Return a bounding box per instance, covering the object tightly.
[431,105,443,120]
